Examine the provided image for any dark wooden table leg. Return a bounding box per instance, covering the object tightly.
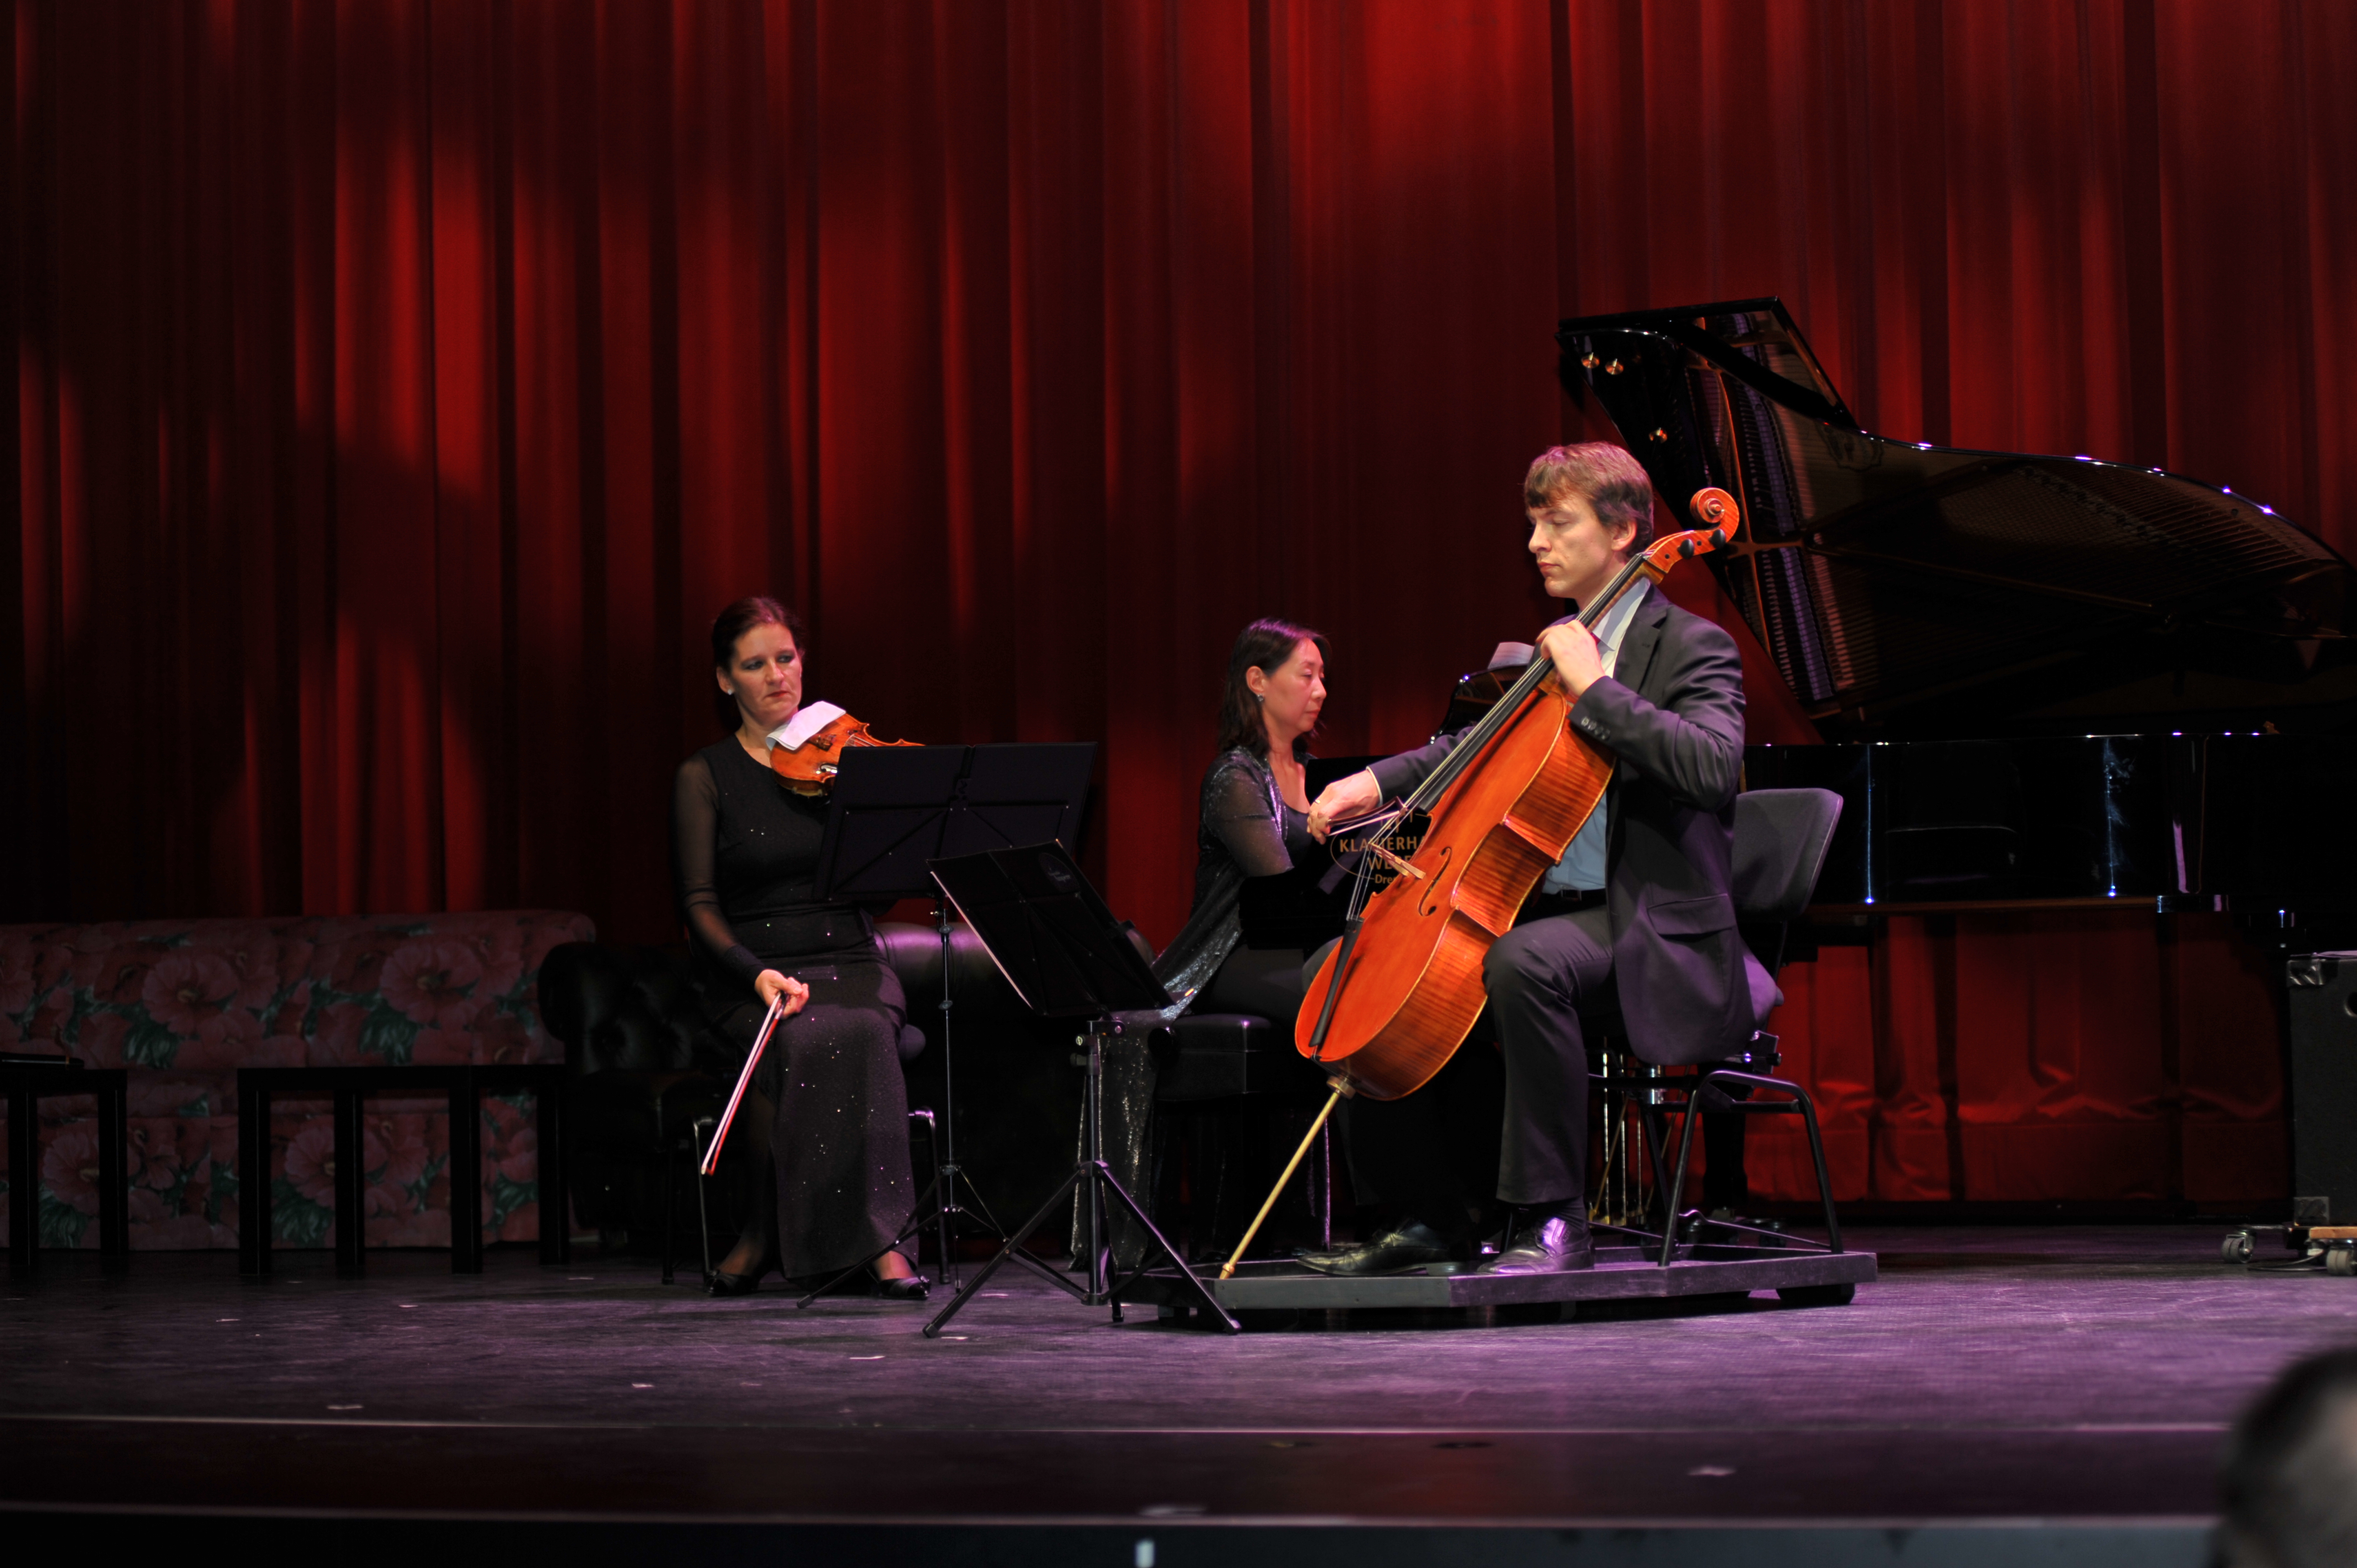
[661,1118,677,1286]
[238,1078,271,1277]
[97,1074,129,1264]
[447,1073,483,1273]
[7,1081,38,1268]
[536,1072,568,1265]
[333,1086,366,1276]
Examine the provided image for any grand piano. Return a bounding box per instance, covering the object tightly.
[1537,298,2357,924]
[1272,300,2357,936]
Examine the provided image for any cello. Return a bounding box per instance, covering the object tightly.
[1218,490,1740,1276]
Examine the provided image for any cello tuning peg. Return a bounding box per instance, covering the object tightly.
[1709,527,1728,546]
[1679,539,1697,559]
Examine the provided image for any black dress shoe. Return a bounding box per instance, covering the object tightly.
[707,1269,765,1297]
[1299,1220,1465,1277]
[1479,1213,1594,1275]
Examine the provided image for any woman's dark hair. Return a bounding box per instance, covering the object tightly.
[709,596,807,731]
[1215,618,1328,761]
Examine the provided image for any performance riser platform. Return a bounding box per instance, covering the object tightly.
[1128,1239,1876,1320]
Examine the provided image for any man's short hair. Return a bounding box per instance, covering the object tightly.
[1523,442,1655,550]
[2217,1347,2357,1567]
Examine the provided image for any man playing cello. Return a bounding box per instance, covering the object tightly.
[1304,441,1763,1276]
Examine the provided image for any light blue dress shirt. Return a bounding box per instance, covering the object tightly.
[1540,585,1649,895]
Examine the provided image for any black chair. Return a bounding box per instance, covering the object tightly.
[537,942,729,1280]
[539,939,938,1284]
[1589,787,1847,1267]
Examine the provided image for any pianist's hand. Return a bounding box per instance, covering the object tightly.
[754,971,811,1016]
[1306,768,1383,843]
[1536,620,1605,700]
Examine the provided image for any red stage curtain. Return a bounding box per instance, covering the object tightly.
[12,1,2348,1201]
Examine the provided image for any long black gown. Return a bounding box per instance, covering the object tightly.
[671,736,915,1280]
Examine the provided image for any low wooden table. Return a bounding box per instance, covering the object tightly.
[235,1064,568,1276]
[2,1059,129,1267]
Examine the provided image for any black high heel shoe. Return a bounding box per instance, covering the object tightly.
[708,1252,777,1297]
[871,1258,929,1301]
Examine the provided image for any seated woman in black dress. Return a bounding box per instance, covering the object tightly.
[1159,618,1505,1276]
[1154,618,1330,1017]
[1090,620,1330,1261]
[672,596,924,1299]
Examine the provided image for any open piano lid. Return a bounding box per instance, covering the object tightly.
[1558,299,2356,739]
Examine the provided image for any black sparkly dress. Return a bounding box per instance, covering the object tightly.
[671,737,915,1279]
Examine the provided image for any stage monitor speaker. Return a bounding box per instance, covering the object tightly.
[2286,952,2357,1223]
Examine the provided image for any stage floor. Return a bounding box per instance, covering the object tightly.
[1,1225,2341,1562]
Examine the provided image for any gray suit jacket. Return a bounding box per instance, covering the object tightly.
[1366,582,1755,1066]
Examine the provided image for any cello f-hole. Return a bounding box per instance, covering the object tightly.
[1416,845,1453,919]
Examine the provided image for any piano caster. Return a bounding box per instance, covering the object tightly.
[2223,1223,2357,1273]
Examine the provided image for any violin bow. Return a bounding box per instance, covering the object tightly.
[701,991,788,1177]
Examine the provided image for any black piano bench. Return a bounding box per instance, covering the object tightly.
[1152,1013,1334,1261]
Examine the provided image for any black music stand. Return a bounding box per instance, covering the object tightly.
[920,842,1239,1336]
[793,742,1096,1305]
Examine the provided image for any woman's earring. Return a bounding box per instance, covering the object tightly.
[1254,692,1264,704]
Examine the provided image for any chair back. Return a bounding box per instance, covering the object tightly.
[1731,788,1845,924]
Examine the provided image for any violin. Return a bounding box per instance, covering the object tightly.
[768,708,922,797]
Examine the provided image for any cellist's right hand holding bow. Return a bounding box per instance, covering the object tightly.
[1307,768,1383,843]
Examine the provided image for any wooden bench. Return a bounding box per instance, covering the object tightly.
[236,1064,567,1276]
[3,1058,128,1267]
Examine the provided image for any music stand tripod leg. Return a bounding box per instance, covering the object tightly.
[922,1162,1097,1337]
[1093,1159,1237,1330]
[925,897,1008,1288]
[1077,1015,1233,1328]
[923,1017,1239,1337]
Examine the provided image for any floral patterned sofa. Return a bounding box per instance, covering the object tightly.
[0,911,593,1252]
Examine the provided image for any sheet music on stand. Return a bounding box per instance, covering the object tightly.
[814,743,1097,903]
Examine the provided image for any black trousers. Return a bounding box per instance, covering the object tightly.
[1483,902,1751,1212]
[1337,1045,1505,1237]
[1332,900,1752,1225]
[1482,903,1616,1207]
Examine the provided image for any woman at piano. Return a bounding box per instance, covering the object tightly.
[1085,620,1330,1261]
[1155,617,1332,1018]
[671,595,925,1300]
